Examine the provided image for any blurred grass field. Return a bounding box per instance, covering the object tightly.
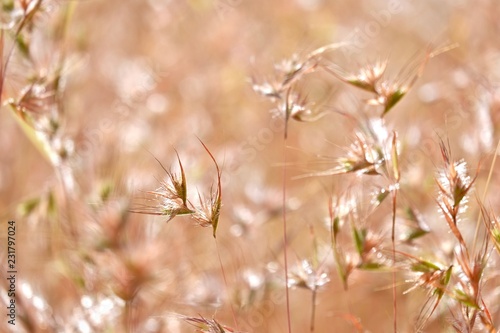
[1,1,500,332]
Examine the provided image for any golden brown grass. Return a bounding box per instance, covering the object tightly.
[1,1,500,332]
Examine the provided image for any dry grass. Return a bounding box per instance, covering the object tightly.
[1,1,500,332]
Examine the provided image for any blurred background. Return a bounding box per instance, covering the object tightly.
[1,0,499,332]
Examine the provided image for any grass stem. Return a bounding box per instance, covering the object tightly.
[283,133,292,333]
[391,189,398,333]
[472,139,500,254]
[215,239,239,331]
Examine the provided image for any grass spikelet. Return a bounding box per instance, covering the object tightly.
[195,138,222,238]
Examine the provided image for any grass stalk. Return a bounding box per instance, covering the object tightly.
[310,286,317,333]
[391,189,398,333]
[472,139,500,254]
[215,239,239,331]
[282,135,292,333]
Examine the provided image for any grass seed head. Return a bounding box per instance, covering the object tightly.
[287,259,330,291]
